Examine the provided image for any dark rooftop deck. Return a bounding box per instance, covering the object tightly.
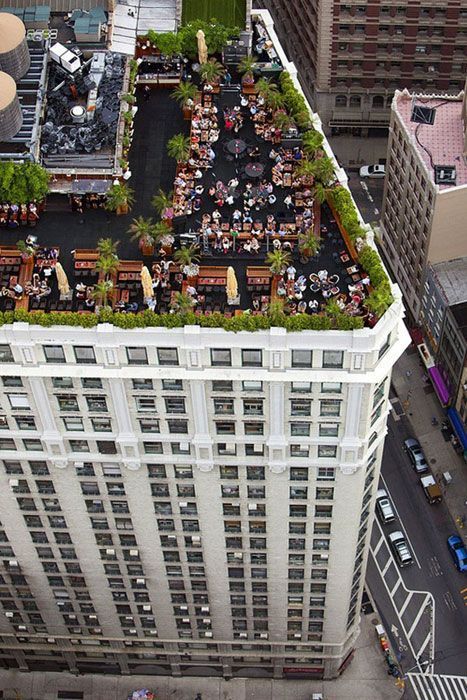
[0,84,371,323]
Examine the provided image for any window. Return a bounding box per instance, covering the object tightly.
[143,442,163,454]
[291,382,311,393]
[69,440,89,453]
[86,396,108,412]
[318,445,337,458]
[214,398,234,415]
[15,416,36,430]
[378,334,391,359]
[0,439,16,450]
[139,418,160,433]
[2,376,22,387]
[316,488,334,500]
[245,444,264,456]
[290,445,309,458]
[73,346,96,364]
[291,422,310,437]
[0,344,14,362]
[63,417,84,432]
[373,379,386,408]
[56,395,79,412]
[241,349,262,367]
[126,347,148,365]
[210,349,231,366]
[319,423,338,437]
[212,380,233,392]
[43,345,65,363]
[321,382,341,393]
[162,379,182,391]
[168,420,188,434]
[216,422,235,435]
[8,394,30,410]
[132,378,153,391]
[220,465,238,479]
[247,466,264,480]
[157,348,179,366]
[52,377,73,389]
[320,400,341,416]
[82,377,102,389]
[244,423,264,435]
[92,418,112,432]
[164,396,186,413]
[217,443,236,456]
[97,441,117,455]
[290,467,308,481]
[174,465,193,478]
[23,439,42,451]
[0,415,8,429]
[242,380,262,392]
[243,400,263,416]
[291,400,311,416]
[292,350,312,368]
[322,350,343,368]
[135,396,156,412]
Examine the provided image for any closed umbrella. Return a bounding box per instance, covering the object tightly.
[196,29,208,64]
[226,266,238,304]
[141,265,154,299]
[55,262,70,296]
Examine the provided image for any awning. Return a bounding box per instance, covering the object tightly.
[447,407,467,451]
[428,366,450,405]
[71,179,111,195]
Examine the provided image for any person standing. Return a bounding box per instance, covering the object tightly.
[144,85,150,101]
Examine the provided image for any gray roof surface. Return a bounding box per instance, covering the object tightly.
[431,257,467,307]
[0,0,108,10]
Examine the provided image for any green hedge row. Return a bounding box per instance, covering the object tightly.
[0,308,364,332]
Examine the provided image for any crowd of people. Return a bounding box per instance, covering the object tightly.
[0,202,39,228]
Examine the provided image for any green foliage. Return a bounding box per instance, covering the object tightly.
[328,185,366,242]
[105,183,135,213]
[278,71,311,131]
[92,280,114,307]
[178,19,238,59]
[265,249,292,275]
[238,54,258,77]
[128,216,157,247]
[358,245,388,287]
[171,80,198,107]
[298,231,320,258]
[174,243,201,267]
[97,238,119,258]
[151,188,174,216]
[120,93,136,105]
[182,0,245,28]
[199,58,225,84]
[95,254,119,280]
[146,30,181,55]
[0,162,49,203]
[167,133,191,162]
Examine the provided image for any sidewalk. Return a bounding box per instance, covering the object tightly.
[391,345,467,536]
[0,616,400,700]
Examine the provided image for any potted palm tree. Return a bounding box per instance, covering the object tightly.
[310,155,335,187]
[154,220,175,256]
[298,230,320,264]
[365,285,392,320]
[92,280,114,310]
[151,188,174,226]
[96,254,119,281]
[170,291,195,314]
[256,78,284,110]
[238,54,258,88]
[172,80,198,119]
[97,237,119,258]
[273,111,295,133]
[128,216,157,256]
[199,58,225,88]
[174,244,201,282]
[167,133,191,164]
[105,183,135,215]
[266,249,292,277]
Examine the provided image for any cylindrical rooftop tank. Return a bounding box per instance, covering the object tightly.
[0,13,30,81]
[0,71,23,141]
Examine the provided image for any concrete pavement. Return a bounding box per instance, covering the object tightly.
[0,615,400,700]
[390,345,467,541]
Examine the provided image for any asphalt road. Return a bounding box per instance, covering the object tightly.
[366,412,467,679]
[347,172,385,224]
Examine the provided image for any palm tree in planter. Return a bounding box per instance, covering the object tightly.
[170,291,195,314]
[266,249,292,277]
[238,54,258,87]
[167,133,191,164]
[154,220,175,256]
[256,78,284,110]
[174,244,201,281]
[312,181,331,206]
[128,216,157,256]
[96,254,119,281]
[199,58,225,87]
[92,280,114,309]
[151,188,174,225]
[295,159,315,183]
[365,285,392,320]
[310,155,335,186]
[302,130,324,159]
[97,237,119,258]
[105,183,135,215]
[172,81,198,118]
[273,111,295,133]
[16,239,35,262]
[298,230,320,263]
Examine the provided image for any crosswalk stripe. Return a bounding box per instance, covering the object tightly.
[407,673,467,700]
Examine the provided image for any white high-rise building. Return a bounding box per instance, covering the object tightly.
[0,9,409,683]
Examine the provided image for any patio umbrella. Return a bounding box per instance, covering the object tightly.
[226,266,238,303]
[141,266,154,299]
[196,29,208,64]
[55,262,70,296]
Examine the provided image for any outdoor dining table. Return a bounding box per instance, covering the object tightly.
[245,162,265,178]
[226,139,247,157]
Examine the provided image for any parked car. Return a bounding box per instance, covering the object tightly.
[420,474,442,504]
[389,531,413,567]
[447,534,467,573]
[376,489,396,523]
[404,438,429,474]
[359,164,386,178]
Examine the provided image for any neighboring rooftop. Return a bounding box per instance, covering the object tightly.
[450,302,467,341]
[431,257,467,307]
[395,89,467,189]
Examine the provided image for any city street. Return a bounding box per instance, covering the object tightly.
[347,171,385,224]
[366,412,467,686]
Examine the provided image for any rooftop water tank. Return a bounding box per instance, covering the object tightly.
[0,71,23,141]
[70,105,86,124]
[0,13,30,81]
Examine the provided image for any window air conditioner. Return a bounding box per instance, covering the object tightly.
[202,618,211,624]
[180,606,188,611]
[136,578,145,585]
[47,638,55,643]
[129,549,139,557]
[252,444,263,453]
[179,502,188,508]
[201,606,209,613]
[294,633,302,639]
[182,617,190,623]
[9,479,19,487]
[260,633,268,639]
[74,462,84,468]
[125,616,133,620]
[192,536,201,542]
[105,548,115,555]
[18,625,27,630]
[143,605,152,612]
[320,554,329,560]
[239,632,247,638]
[179,442,189,451]
[5,612,13,617]
[248,503,257,510]
[234,553,243,559]
[8,560,18,568]
[204,631,213,637]
[225,443,235,451]
[89,615,97,620]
